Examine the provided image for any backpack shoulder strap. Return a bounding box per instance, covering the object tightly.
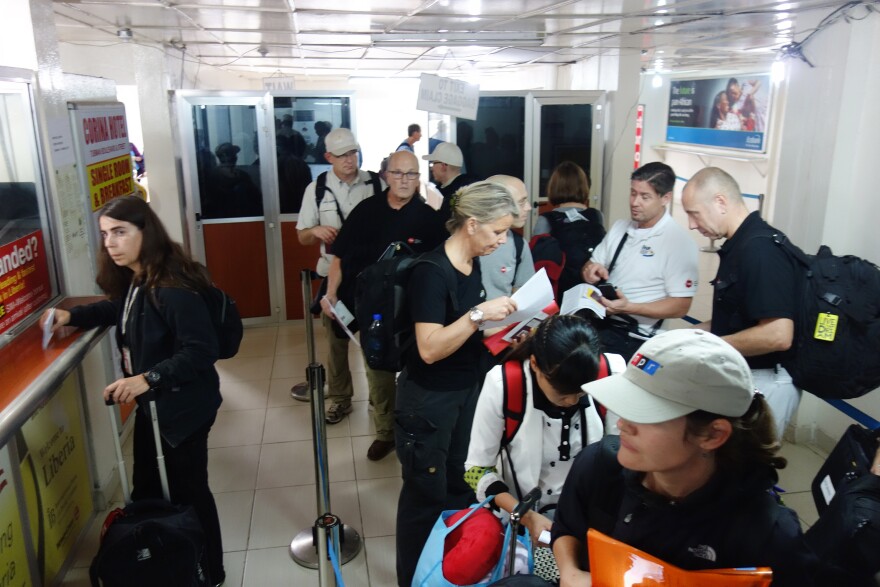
[367,170,383,198]
[593,354,610,421]
[315,171,328,207]
[512,230,524,270]
[607,233,628,275]
[501,360,527,448]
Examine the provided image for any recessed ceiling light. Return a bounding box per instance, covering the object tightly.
[654,19,664,26]
[656,9,668,14]
[656,50,665,54]
[776,20,792,30]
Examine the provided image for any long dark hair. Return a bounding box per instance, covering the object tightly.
[507,314,601,395]
[96,196,211,300]
[686,394,787,474]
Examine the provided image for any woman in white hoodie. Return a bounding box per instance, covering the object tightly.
[464,314,624,544]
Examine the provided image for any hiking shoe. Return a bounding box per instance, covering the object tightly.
[325,403,353,424]
[367,439,395,461]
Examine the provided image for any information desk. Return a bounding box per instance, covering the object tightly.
[0,296,109,587]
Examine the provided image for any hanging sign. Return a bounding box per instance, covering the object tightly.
[416,74,479,120]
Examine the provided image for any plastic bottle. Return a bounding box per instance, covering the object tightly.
[365,313,385,367]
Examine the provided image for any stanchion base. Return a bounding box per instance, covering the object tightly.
[290,524,363,568]
[290,381,310,402]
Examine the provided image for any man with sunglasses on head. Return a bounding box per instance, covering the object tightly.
[322,150,448,461]
[294,128,383,410]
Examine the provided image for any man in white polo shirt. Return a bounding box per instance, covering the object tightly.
[581,162,698,360]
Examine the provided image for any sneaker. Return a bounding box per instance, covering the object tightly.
[367,439,395,461]
[325,402,353,424]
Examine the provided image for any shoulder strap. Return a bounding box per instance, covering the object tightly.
[512,230,524,270]
[501,360,527,448]
[315,171,328,207]
[367,170,383,199]
[607,233,628,275]
[315,171,346,223]
[593,354,610,421]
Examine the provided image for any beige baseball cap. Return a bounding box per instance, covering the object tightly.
[583,329,755,424]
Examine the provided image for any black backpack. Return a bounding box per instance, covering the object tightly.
[89,499,210,587]
[806,425,880,585]
[531,209,606,301]
[769,235,880,399]
[202,286,243,360]
[354,244,456,372]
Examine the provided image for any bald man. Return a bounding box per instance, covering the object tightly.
[480,175,535,299]
[682,167,800,438]
[323,150,448,460]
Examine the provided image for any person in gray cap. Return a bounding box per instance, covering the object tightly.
[293,127,383,413]
[552,329,822,587]
[423,142,475,201]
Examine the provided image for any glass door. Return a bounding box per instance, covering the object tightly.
[177,94,279,323]
[531,93,606,237]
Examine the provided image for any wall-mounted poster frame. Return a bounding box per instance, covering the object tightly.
[665,74,772,153]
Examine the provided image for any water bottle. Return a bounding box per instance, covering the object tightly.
[365,313,385,367]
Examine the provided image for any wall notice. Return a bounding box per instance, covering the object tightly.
[71,105,133,210]
[0,230,51,336]
[416,73,479,120]
[0,445,34,587]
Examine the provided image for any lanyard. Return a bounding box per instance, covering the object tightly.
[121,283,139,336]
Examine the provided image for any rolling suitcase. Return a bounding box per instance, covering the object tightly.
[89,393,210,586]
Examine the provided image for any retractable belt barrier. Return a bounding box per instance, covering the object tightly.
[289,270,362,586]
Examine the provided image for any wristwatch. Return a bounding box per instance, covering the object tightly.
[468,306,485,327]
[143,370,161,389]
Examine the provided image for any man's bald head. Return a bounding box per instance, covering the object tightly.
[686,167,744,206]
[487,175,530,228]
[682,167,749,240]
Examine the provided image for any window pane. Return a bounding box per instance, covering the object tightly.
[458,96,525,181]
[192,105,264,219]
[539,104,593,197]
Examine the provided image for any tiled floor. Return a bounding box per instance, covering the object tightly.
[62,322,403,587]
[60,318,828,587]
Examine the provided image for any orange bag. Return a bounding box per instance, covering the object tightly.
[587,529,773,587]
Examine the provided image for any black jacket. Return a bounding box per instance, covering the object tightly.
[552,437,823,587]
[70,287,221,447]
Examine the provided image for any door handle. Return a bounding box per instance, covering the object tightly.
[195,212,202,222]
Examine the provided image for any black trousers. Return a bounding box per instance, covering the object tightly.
[132,406,224,583]
[394,370,480,587]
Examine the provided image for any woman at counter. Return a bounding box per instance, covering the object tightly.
[41,195,225,586]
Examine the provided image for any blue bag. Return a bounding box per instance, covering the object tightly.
[412,496,534,587]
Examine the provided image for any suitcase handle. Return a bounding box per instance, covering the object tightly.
[106,392,170,503]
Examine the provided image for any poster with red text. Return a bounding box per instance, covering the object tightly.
[0,230,51,335]
[71,104,133,211]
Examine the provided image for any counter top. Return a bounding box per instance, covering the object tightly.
[0,296,108,445]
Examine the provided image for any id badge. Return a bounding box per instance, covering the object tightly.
[122,346,133,376]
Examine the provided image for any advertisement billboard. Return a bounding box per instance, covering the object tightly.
[666,75,771,152]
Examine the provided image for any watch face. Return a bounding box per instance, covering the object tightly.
[470,308,483,322]
[145,371,160,386]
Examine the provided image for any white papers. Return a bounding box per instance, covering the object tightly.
[328,299,361,347]
[482,268,555,330]
[42,308,55,349]
[560,283,607,319]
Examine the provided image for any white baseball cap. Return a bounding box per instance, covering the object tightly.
[422,142,463,167]
[583,329,755,424]
[324,128,359,156]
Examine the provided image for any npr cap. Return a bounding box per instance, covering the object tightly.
[422,142,463,167]
[582,329,754,424]
[324,128,359,156]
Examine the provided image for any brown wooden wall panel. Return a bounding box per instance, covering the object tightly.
[281,222,321,320]
[204,222,271,318]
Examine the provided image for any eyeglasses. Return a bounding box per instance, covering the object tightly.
[387,170,420,180]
